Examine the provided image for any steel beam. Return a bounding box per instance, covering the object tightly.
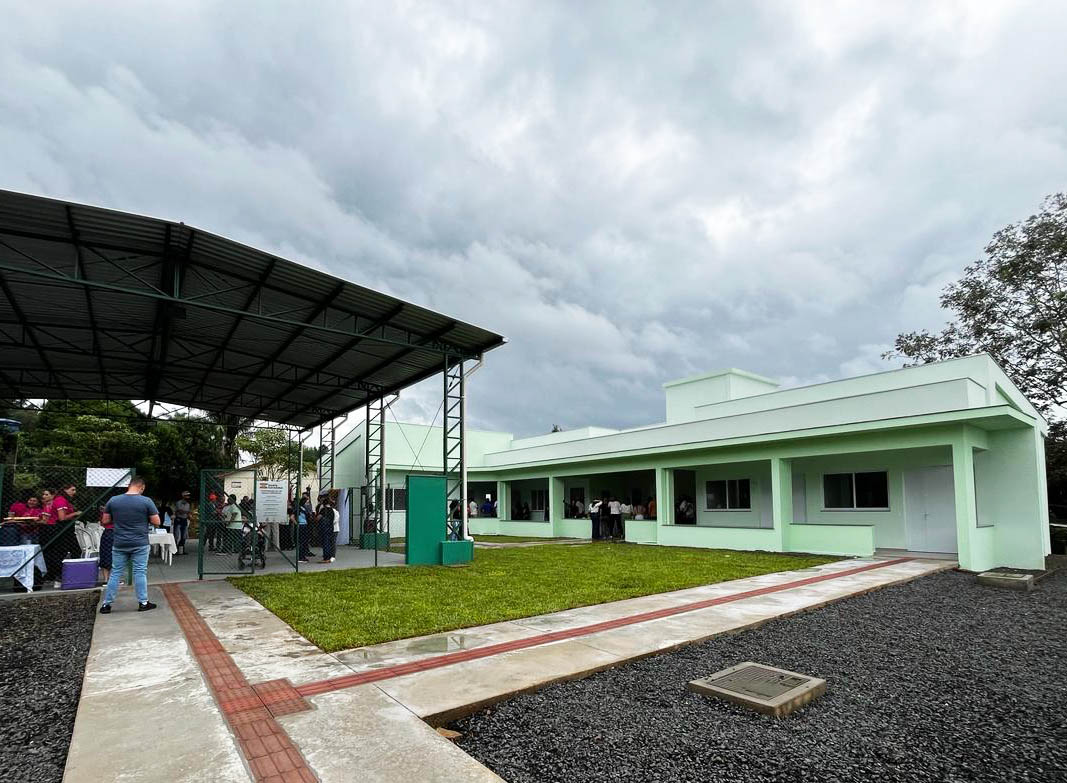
[443,357,465,541]
[0,271,67,397]
[65,205,108,398]
[0,256,477,358]
[243,303,404,421]
[363,397,386,553]
[286,321,458,425]
[318,417,336,494]
[189,256,277,407]
[215,281,346,415]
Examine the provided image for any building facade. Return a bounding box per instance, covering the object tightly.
[335,355,1050,572]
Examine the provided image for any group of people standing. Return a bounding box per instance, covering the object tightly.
[6,483,83,583]
[586,495,656,540]
[5,484,194,589]
[290,489,340,564]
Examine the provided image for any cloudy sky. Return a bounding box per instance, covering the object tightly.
[3,1,1067,437]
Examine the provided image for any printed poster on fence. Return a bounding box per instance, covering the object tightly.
[85,467,133,488]
[256,479,288,525]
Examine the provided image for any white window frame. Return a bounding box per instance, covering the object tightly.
[705,478,752,511]
[821,471,890,511]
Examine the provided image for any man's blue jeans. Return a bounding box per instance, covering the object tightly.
[103,545,150,605]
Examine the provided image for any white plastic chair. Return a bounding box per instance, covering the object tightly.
[74,523,99,559]
[86,522,104,552]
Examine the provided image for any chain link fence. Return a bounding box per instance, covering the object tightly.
[356,484,403,561]
[0,464,132,591]
[197,468,302,578]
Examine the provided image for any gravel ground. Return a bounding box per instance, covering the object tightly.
[455,569,1067,783]
[0,591,98,783]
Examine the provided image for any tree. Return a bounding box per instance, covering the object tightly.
[886,193,1067,518]
[21,400,155,470]
[8,401,237,502]
[150,416,230,500]
[207,412,250,469]
[886,193,1067,417]
[235,428,319,480]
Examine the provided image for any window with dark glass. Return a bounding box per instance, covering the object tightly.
[854,472,889,508]
[823,473,853,509]
[385,488,407,511]
[823,471,888,509]
[705,478,751,510]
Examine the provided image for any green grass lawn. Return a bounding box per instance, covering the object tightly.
[230,543,839,652]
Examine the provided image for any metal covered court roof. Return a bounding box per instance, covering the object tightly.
[0,189,505,430]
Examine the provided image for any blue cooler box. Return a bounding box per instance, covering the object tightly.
[61,558,99,589]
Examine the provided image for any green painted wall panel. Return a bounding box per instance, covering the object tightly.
[405,474,445,566]
[555,518,592,538]
[441,539,473,564]
[786,523,874,557]
[497,520,555,537]
[625,519,657,544]
[468,518,501,535]
[658,524,780,551]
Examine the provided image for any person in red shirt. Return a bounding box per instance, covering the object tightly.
[6,494,44,543]
[40,485,82,583]
[3,495,31,547]
[98,502,114,583]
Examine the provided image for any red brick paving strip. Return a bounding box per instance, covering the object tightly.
[161,584,317,783]
[296,557,914,698]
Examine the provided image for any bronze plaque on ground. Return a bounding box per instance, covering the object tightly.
[688,662,826,717]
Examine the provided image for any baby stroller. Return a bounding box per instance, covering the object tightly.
[238,519,267,570]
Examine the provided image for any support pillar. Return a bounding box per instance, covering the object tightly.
[497,481,510,521]
[655,467,674,526]
[318,417,336,493]
[952,430,980,571]
[770,456,792,552]
[548,476,564,537]
[363,399,386,551]
[443,358,465,541]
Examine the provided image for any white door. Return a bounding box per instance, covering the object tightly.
[904,466,957,553]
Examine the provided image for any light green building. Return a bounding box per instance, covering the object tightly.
[335,354,1050,572]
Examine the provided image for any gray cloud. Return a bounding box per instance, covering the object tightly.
[3,0,1067,436]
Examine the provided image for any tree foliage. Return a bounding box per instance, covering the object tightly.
[8,400,238,501]
[235,428,320,480]
[886,193,1067,418]
[887,193,1067,518]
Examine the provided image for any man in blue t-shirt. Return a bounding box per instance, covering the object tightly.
[99,476,161,614]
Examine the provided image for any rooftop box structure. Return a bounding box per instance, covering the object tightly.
[664,369,779,424]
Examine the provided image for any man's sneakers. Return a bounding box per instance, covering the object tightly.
[101,601,156,613]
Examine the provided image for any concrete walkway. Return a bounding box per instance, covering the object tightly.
[64,556,953,782]
[63,584,249,783]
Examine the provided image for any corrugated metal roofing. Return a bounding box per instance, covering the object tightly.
[0,189,505,429]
